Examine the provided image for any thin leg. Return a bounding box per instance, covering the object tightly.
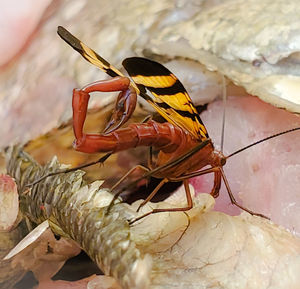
[106,140,211,214]
[157,180,193,212]
[127,139,212,186]
[141,115,153,123]
[173,167,269,219]
[111,165,150,191]
[219,168,269,219]
[172,167,219,181]
[130,180,193,224]
[171,166,222,197]
[148,146,154,170]
[136,178,168,211]
[26,153,112,187]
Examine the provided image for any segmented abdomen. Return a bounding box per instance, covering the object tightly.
[74,120,191,154]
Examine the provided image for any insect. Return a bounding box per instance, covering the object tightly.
[52,26,300,222]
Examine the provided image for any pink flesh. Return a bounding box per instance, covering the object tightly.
[0,174,18,230]
[190,96,300,236]
[0,0,52,68]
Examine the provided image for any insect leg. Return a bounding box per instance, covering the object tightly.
[218,167,269,219]
[211,170,222,198]
[103,85,137,133]
[176,169,222,198]
[26,153,112,187]
[130,180,193,224]
[73,77,136,152]
[74,76,134,131]
[107,139,212,213]
[174,167,269,218]
[27,78,135,187]
[148,146,154,169]
[136,178,168,212]
[172,167,221,197]
[151,179,193,213]
[111,165,150,191]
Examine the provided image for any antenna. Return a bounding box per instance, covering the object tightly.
[220,75,227,152]
[226,127,300,159]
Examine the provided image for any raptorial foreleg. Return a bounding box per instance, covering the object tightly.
[72,77,137,153]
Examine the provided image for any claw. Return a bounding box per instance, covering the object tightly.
[104,86,137,133]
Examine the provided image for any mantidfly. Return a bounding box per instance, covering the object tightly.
[29,26,300,222]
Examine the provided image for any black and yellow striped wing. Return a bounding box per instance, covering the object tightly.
[57,26,208,140]
[58,26,124,79]
[122,58,208,140]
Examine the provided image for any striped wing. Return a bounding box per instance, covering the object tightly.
[57,26,125,78]
[57,26,208,140]
[123,57,208,140]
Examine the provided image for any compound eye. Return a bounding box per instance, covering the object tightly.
[221,157,226,166]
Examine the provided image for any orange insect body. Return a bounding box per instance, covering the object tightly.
[74,115,218,179]
[72,78,222,183]
[57,26,299,220]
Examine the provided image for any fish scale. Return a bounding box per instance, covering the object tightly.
[5,146,150,289]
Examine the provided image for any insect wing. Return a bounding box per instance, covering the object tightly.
[57,26,142,95]
[57,27,208,140]
[57,26,125,78]
[123,57,208,140]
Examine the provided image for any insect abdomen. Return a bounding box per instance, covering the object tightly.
[73,120,188,154]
